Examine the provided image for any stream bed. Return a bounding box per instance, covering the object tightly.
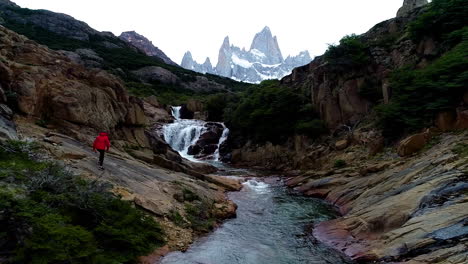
[160,107,353,264]
[161,167,352,264]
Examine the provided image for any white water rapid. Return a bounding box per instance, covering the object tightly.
[162,106,229,162]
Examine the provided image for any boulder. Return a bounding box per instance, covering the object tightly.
[188,122,224,158]
[397,131,431,157]
[335,139,349,150]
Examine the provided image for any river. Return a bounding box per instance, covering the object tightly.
[159,107,352,264]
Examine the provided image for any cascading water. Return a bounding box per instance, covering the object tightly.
[160,107,353,264]
[162,106,229,162]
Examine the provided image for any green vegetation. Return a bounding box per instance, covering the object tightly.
[1,5,250,106]
[168,210,188,227]
[377,37,467,138]
[333,159,347,169]
[409,0,468,45]
[324,34,370,67]
[0,140,164,263]
[375,0,468,139]
[452,143,468,157]
[223,80,327,144]
[184,201,216,233]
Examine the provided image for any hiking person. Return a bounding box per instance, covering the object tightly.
[93,132,110,170]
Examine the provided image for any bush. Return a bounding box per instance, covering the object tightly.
[333,159,347,168]
[0,140,165,263]
[377,39,468,138]
[225,80,326,144]
[324,34,370,67]
[184,201,216,233]
[409,0,468,44]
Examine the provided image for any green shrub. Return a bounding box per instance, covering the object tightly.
[225,80,326,144]
[409,0,468,44]
[333,159,347,168]
[452,143,468,157]
[168,210,188,227]
[377,40,468,138]
[324,34,370,67]
[0,140,165,263]
[185,202,216,233]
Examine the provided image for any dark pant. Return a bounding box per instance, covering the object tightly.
[98,149,105,166]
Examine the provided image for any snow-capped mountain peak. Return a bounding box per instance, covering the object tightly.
[181,27,312,83]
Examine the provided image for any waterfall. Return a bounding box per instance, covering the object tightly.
[214,125,229,161]
[171,106,182,120]
[162,106,229,162]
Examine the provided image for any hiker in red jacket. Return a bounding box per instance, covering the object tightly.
[93,132,110,170]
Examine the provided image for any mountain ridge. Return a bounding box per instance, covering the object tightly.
[181,27,312,83]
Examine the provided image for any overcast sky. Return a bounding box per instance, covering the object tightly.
[12,0,404,64]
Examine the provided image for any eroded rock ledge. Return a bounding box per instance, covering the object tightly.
[286,132,468,263]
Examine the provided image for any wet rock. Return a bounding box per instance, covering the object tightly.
[179,104,194,119]
[188,122,224,158]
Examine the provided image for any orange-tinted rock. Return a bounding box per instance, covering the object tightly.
[335,139,349,150]
[435,111,456,132]
[139,245,170,264]
[454,109,468,129]
[397,132,431,157]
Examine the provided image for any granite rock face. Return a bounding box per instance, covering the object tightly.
[119,31,177,66]
[282,8,434,130]
[0,25,147,144]
[181,27,312,83]
[397,0,428,17]
[286,132,468,263]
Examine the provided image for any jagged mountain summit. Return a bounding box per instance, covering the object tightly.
[119,31,177,65]
[181,26,312,83]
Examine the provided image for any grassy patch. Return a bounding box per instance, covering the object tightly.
[184,201,216,233]
[333,159,347,169]
[452,143,468,157]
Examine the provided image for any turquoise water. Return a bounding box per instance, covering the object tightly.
[161,168,352,264]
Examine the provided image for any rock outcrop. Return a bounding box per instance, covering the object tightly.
[187,122,224,158]
[0,0,103,41]
[119,31,177,66]
[282,8,432,130]
[397,0,428,17]
[0,26,147,145]
[286,132,468,263]
[181,27,312,83]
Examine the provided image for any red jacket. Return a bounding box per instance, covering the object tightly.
[93,132,110,151]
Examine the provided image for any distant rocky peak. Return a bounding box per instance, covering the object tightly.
[397,0,428,17]
[119,31,177,65]
[250,26,283,64]
[221,36,230,50]
[181,51,195,68]
[203,57,212,66]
